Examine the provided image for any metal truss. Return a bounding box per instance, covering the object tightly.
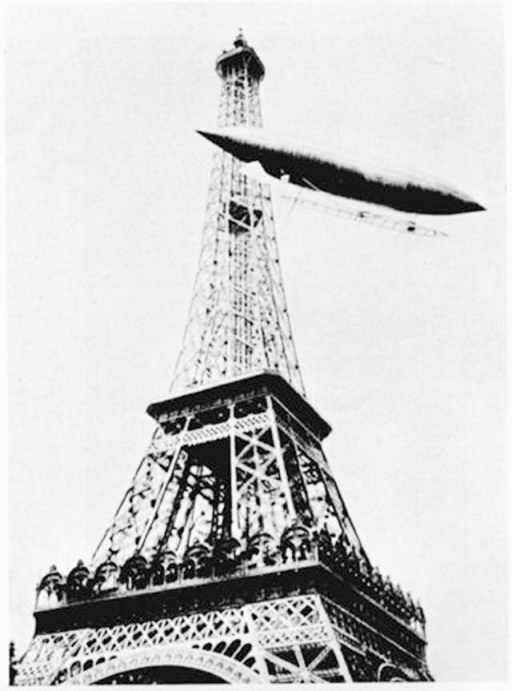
[17,593,429,685]
[170,33,304,396]
[84,29,348,597]
[16,595,354,685]
[90,393,363,572]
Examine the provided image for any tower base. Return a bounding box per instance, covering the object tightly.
[16,560,432,684]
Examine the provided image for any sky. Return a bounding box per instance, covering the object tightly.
[6,0,507,683]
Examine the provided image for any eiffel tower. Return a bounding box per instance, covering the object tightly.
[14,32,433,684]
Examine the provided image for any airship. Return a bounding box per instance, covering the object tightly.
[197,126,485,216]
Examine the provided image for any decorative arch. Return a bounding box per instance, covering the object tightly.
[377,662,410,682]
[68,644,263,685]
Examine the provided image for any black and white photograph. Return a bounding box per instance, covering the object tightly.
[5,0,508,685]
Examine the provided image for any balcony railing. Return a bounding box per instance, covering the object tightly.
[35,526,426,639]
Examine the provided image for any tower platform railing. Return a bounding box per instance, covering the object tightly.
[35,528,426,641]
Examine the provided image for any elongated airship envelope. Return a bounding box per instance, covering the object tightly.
[197,127,485,216]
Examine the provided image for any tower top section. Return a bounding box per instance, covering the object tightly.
[216,30,265,81]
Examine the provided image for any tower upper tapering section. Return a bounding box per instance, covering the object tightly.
[170,34,305,395]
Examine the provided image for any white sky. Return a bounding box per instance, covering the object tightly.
[6,0,507,683]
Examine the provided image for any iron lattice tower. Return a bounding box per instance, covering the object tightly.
[15,32,432,685]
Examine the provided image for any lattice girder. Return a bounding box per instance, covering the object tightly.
[16,596,340,684]
[16,593,430,685]
[89,377,360,573]
[170,29,304,396]
[171,152,304,394]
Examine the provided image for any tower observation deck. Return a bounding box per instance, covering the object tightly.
[14,33,432,685]
[216,31,265,80]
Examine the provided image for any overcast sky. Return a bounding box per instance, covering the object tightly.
[6,0,507,682]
